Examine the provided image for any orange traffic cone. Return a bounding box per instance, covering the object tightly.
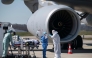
[68,43,72,54]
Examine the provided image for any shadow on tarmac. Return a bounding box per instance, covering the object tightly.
[85,43,92,46]
[9,49,92,53]
[48,49,92,53]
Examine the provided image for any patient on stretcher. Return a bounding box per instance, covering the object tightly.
[24,39,40,49]
[13,38,40,50]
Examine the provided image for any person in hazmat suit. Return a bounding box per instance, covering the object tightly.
[2,29,14,58]
[36,30,42,39]
[49,30,61,58]
[40,32,48,58]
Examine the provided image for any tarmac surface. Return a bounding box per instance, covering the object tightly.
[7,36,92,58]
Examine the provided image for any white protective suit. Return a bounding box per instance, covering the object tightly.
[51,30,61,58]
[36,30,42,39]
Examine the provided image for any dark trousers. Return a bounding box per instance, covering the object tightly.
[42,44,47,58]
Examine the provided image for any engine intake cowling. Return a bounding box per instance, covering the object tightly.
[27,5,80,43]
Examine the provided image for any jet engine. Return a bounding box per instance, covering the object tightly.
[27,5,80,43]
[1,0,14,4]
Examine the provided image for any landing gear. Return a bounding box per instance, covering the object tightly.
[60,35,83,50]
[61,43,68,49]
[74,35,83,49]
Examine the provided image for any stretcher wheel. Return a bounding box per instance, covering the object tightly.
[33,56,36,58]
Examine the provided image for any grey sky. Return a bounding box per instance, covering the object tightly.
[0,0,32,24]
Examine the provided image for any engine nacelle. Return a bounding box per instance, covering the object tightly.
[27,5,80,43]
[1,0,14,4]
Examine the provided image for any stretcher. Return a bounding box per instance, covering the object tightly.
[13,39,40,58]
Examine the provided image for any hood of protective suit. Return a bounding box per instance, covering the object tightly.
[7,30,13,33]
[43,32,47,39]
[52,30,58,35]
[43,32,47,35]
